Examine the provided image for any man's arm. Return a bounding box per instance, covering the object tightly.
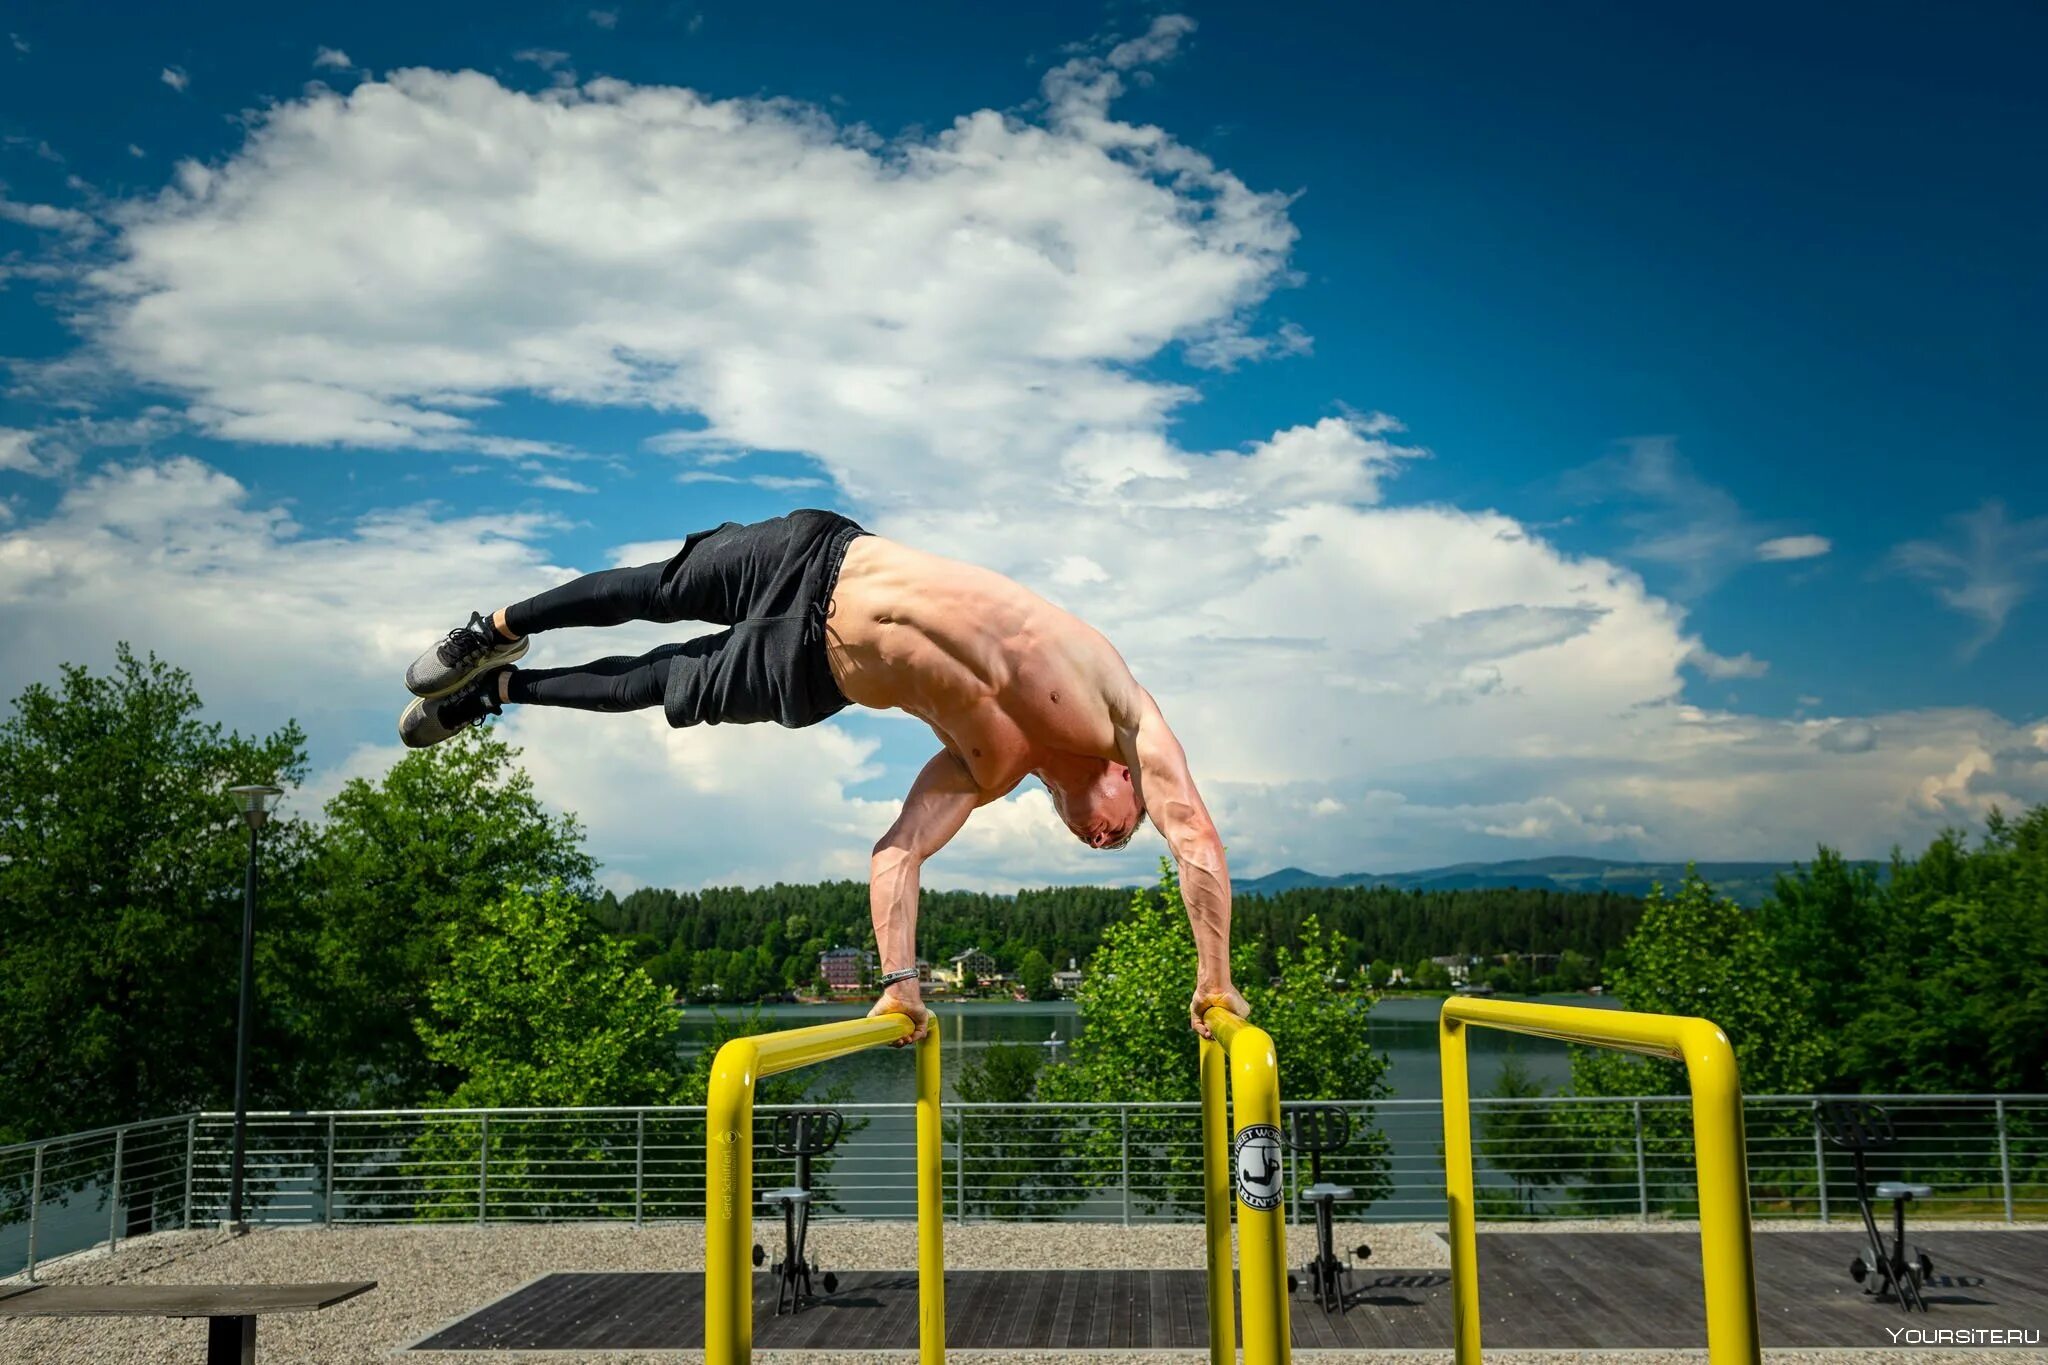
[867,749,986,1042]
[1118,691,1247,1039]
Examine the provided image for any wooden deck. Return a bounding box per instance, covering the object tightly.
[410,1230,2048,1352]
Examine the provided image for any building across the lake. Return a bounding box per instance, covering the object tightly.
[944,946,997,986]
[818,945,874,990]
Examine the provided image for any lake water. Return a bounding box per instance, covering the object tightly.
[673,992,1610,1103]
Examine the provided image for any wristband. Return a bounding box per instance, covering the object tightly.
[877,967,920,988]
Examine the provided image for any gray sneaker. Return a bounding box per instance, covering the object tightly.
[400,668,509,748]
[406,610,528,698]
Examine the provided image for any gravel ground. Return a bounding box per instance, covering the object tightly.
[0,1219,2032,1364]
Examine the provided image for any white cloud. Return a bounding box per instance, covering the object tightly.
[314,47,353,70]
[0,17,2033,890]
[0,195,99,240]
[1756,533,1830,561]
[513,48,571,71]
[1686,646,1769,680]
[161,66,189,92]
[1891,500,2048,657]
[526,472,595,493]
[127,144,147,158]
[588,9,618,29]
[0,429,41,474]
[11,33,30,55]
[1567,440,1831,595]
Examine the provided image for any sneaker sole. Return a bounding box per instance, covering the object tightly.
[408,637,529,699]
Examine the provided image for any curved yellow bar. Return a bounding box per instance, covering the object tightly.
[1203,1009,1292,1365]
[1438,997,1759,1365]
[705,1013,941,1365]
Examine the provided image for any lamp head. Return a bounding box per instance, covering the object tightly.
[227,784,285,831]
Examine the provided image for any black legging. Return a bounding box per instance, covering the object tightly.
[499,561,683,714]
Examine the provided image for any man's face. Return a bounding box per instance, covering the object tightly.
[1050,760,1145,850]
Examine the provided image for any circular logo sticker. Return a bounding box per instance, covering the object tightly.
[1233,1123,1284,1211]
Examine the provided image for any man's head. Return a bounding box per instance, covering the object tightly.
[1044,759,1147,851]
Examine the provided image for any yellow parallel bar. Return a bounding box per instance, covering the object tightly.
[1439,998,1760,1365]
[1208,1009,1292,1365]
[915,1028,946,1365]
[1199,1036,1234,1365]
[705,1013,921,1365]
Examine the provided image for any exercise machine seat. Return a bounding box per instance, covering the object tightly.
[1875,1181,1932,1201]
[763,1187,812,1207]
[1304,1182,1354,1202]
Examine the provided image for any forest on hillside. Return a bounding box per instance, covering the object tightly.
[590,878,1645,1000]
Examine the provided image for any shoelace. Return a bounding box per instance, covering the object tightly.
[435,616,495,667]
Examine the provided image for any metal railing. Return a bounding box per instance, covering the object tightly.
[4,1093,2042,1280]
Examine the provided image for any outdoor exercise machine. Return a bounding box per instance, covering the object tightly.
[1818,1099,1936,1311]
[1440,997,1762,1365]
[753,1107,846,1316]
[1200,1007,1295,1365]
[1283,1104,1372,1313]
[705,1015,941,1364]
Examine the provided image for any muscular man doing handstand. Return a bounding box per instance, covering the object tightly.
[401,509,1249,1041]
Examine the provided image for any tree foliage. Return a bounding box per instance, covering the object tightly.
[1039,861,1392,1213]
[0,647,308,1143]
[298,728,595,1105]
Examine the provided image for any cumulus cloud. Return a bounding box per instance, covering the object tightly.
[160,66,189,92]
[314,47,353,70]
[1890,500,2048,657]
[0,16,2034,889]
[588,9,618,29]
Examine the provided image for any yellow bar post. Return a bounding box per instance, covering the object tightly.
[915,1027,946,1365]
[1208,1009,1292,1365]
[1199,1036,1234,1365]
[705,1013,936,1365]
[1437,998,1760,1365]
[1439,1007,1480,1364]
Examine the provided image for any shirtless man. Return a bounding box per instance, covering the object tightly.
[401,509,1249,1043]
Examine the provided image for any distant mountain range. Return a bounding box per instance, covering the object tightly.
[1231,855,1885,907]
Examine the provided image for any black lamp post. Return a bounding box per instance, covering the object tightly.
[225,783,283,1233]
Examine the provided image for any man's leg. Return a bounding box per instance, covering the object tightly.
[401,642,699,748]
[497,522,750,639]
[500,644,688,712]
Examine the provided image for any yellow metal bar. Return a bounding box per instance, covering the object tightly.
[1199,1036,1234,1365]
[1438,998,1760,1365]
[1207,1009,1292,1365]
[1439,1006,1480,1363]
[915,1028,946,1365]
[705,1013,925,1365]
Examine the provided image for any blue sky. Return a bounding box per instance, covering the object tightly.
[2,2,2042,890]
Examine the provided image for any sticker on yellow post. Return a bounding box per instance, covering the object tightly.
[1234,1123,1284,1210]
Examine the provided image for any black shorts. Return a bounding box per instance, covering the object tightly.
[654,510,869,729]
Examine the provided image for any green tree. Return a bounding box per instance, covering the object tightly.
[1017,948,1054,1001]
[1476,1052,1568,1216]
[406,882,680,1219]
[300,728,595,1106]
[0,648,309,1145]
[1039,862,1392,1214]
[948,1043,1078,1216]
[1569,869,1826,1214]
